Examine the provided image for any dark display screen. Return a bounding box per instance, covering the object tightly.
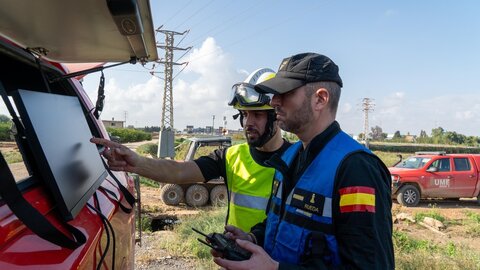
[13,89,106,220]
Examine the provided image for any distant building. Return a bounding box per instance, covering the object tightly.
[405,134,417,143]
[205,126,213,134]
[185,125,194,134]
[102,117,124,128]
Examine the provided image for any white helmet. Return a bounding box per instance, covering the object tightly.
[244,68,276,85]
[228,68,276,110]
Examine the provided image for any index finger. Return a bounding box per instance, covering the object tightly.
[225,225,242,234]
[213,257,245,270]
[90,137,122,148]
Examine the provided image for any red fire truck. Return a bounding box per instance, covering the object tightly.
[390,151,480,207]
[0,0,157,268]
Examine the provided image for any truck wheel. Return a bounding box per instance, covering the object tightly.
[160,184,184,206]
[477,195,480,206]
[210,185,228,206]
[185,184,209,207]
[397,185,420,207]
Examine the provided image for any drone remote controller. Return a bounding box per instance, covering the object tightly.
[192,227,252,261]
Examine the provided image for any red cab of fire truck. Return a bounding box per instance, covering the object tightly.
[389,151,480,207]
[0,0,157,268]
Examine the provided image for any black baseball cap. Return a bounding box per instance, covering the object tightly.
[255,52,343,94]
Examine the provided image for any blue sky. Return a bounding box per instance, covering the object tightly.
[81,0,480,136]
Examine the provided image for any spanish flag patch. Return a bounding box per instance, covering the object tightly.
[339,186,375,213]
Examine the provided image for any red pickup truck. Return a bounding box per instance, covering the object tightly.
[389,152,480,207]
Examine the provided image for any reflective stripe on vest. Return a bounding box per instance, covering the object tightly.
[225,143,275,232]
[264,131,371,266]
[231,191,269,210]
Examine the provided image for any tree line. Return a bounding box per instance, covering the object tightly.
[363,126,480,147]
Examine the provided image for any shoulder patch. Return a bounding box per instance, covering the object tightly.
[339,186,375,213]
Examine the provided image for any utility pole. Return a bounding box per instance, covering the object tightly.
[212,115,215,135]
[360,98,375,148]
[223,116,227,135]
[124,110,128,127]
[155,26,191,158]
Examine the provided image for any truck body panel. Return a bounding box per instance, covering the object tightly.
[390,153,480,206]
[0,0,157,267]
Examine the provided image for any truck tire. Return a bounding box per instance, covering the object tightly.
[160,184,184,206]
[185,184,209,207]
[210,185,228,206]
[397,185,420,207]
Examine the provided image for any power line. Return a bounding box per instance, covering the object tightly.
[172,0,216,30]
[186,0,333,64]
[183,1,234,34]
[186,1,261,46]
[175,29,190,47]
[172,63,189,81]
[161,0,194,26]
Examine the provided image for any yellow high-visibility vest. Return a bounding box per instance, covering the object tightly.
[225,143,275,232]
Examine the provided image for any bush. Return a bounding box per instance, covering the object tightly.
[3,150,23,164]
[137,143,158,157]
[0,122,13,141]
[175,137,186,147]
[107,127,151,143]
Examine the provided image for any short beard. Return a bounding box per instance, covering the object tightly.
[278,96,313,134]
[247,137,263,147]
[245,129,263,147]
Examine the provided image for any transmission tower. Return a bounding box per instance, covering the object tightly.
[361,98,375,144]
[155,27,191,158]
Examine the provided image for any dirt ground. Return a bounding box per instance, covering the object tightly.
[393,198,480,253]
[136,185,480,269]
[135,186,201,270]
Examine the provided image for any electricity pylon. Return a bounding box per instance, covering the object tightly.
[155,27,190,158]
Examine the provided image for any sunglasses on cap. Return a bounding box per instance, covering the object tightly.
[228,83,273,107]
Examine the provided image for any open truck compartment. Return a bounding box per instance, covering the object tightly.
[0,0,158,268]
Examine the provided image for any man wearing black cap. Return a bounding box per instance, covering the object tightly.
[213,53,394,269]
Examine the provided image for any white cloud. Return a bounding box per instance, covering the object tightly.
[379,91,405,115]
[98,37,246,130]
[174,37,245,129]
[99,76,163,127]
[455,110,474,120]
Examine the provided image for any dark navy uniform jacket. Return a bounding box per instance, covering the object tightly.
[251,121,394,269]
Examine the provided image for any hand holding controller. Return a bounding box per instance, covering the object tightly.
[192,227,252,261]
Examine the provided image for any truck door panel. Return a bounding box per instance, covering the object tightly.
[452,157,476,197]
[425,158,453,197]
